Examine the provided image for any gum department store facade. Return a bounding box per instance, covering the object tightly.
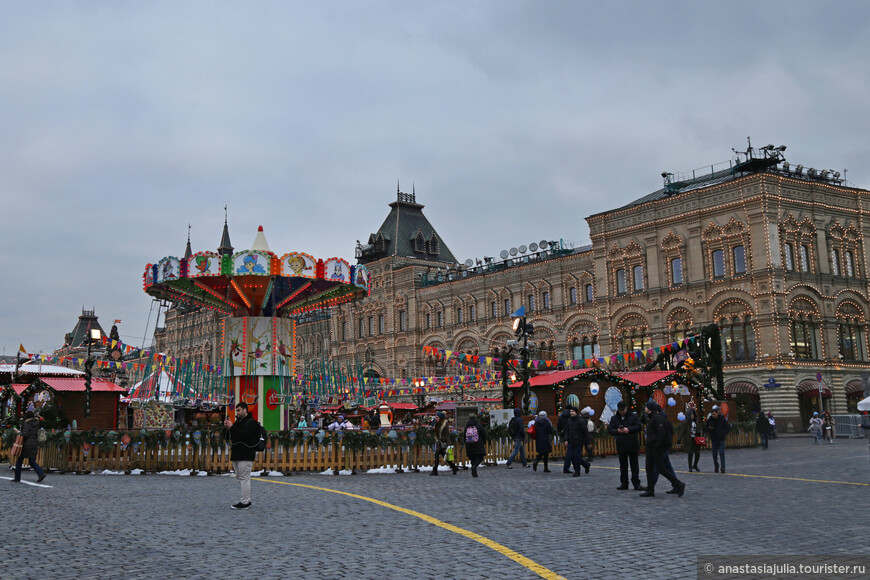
[155,147,870,431]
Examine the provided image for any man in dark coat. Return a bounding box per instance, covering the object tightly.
[13,411,46,483]
[556,407,572,473]
[756,410,771,450]
[640,402,685,497]
[223,402,260,509]
[532,411,554,472]
[706,405,732,473]
[563,407,591,477]
[505,408,527,469]
[464,414,488,477]
[608,401,642,490]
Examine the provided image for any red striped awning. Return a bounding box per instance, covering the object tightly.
[796,380,831,398]
[845,380,865,395]
[725,381,758,395]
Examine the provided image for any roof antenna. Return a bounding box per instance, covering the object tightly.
[224,204,228,224]
[397,179,400,194]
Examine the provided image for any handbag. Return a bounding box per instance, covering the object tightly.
[527,423,537,437]
[38,428,47,444]
[446,446,454,462]
[693,436,707,447]
[10,433,24,459]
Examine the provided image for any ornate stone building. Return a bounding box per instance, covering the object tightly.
[155,147,870,431]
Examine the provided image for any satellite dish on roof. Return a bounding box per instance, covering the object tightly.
[539,240,549,250]
[499,250,509,259]
[518,245,527,254]
[464,259,473,267]
[509,247,518,256]
[529,242,538,252]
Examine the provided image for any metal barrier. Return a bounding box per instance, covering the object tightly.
[832,415,865,439]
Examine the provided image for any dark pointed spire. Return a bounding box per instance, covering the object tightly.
[183,224,192,261]
[218,206,234,257]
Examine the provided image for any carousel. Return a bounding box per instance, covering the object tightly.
[143,226,371,430]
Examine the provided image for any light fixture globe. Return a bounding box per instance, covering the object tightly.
[589,381,600,396]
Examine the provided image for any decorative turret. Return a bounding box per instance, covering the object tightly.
[218,207,234,257]
[356,186,457,265]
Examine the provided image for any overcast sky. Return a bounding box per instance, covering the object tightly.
[2,1,869,355]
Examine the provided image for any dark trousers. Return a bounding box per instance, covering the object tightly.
[433,447,455,473]
[649,449,676,488]
[506,440,526,466]
[566,443,590,473]
[687,446,700,469]
[711,439,726,469]
[469,453,484,474]
[534,453,549,470]
[617,449,641,487]
[14,453,45,481]
[645,448,681,492]
[759,432,768,449]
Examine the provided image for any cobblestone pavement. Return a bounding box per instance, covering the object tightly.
[1,436,868,579]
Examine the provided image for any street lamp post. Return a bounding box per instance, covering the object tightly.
[83,328,102,417]
[511,308,535,415]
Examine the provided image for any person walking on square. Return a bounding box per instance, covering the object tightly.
[808,412,823,444]
[706,405,731,473]
[756,410,771,450]
[563,407,591,477]
[608,401,642,488]
[767,412,777,439]
[464,414,488,477]
[822,411,836,444]
[532,411,554,472]
[505,408,528,469]
[12,411,46,484]
[431,412,457,476]
[556,406,572,473]
[640,402,685,497]
[223,402,260,509]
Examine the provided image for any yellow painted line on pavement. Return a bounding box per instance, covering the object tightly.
[592,465,870,486]
[253,478,566,580]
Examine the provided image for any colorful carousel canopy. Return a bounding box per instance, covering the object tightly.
[143,227,371,317]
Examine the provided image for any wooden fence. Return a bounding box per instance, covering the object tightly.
[2,430,758,474]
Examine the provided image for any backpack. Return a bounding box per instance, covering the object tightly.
[255,423,267,452]
[465,425,479,443]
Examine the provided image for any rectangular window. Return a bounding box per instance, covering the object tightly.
[585,284,594,302]
[470,304,476,321]
[342,322,347,340]
[845,251,855,277]
[358,319,365,338]
[616,269,626,294]
[633,265,644,291]
[378,314,385,334]
[671,257,683,285]
[712,250,725,278]
[399,310,406,331]
[569,287,577,305]
[543,291,550,309]
[504,298,511,315]
[831,249,840,276]
[733,245,746,275]
[368,316,374,336]
[528,295,535,312]
[491,301,497,318]
[437,311,443,327]
[799,245,810,272]
[426,313,431,329]
[784,243,794,271]
[457,307,463,324]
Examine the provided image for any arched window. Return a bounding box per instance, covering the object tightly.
[790,298,819,359]
[616,314,650,354]
[837,302,865,361]
[715,301,756,362]
[667,308,693,341]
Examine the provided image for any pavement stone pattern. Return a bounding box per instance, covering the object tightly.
[1,436,868,579]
